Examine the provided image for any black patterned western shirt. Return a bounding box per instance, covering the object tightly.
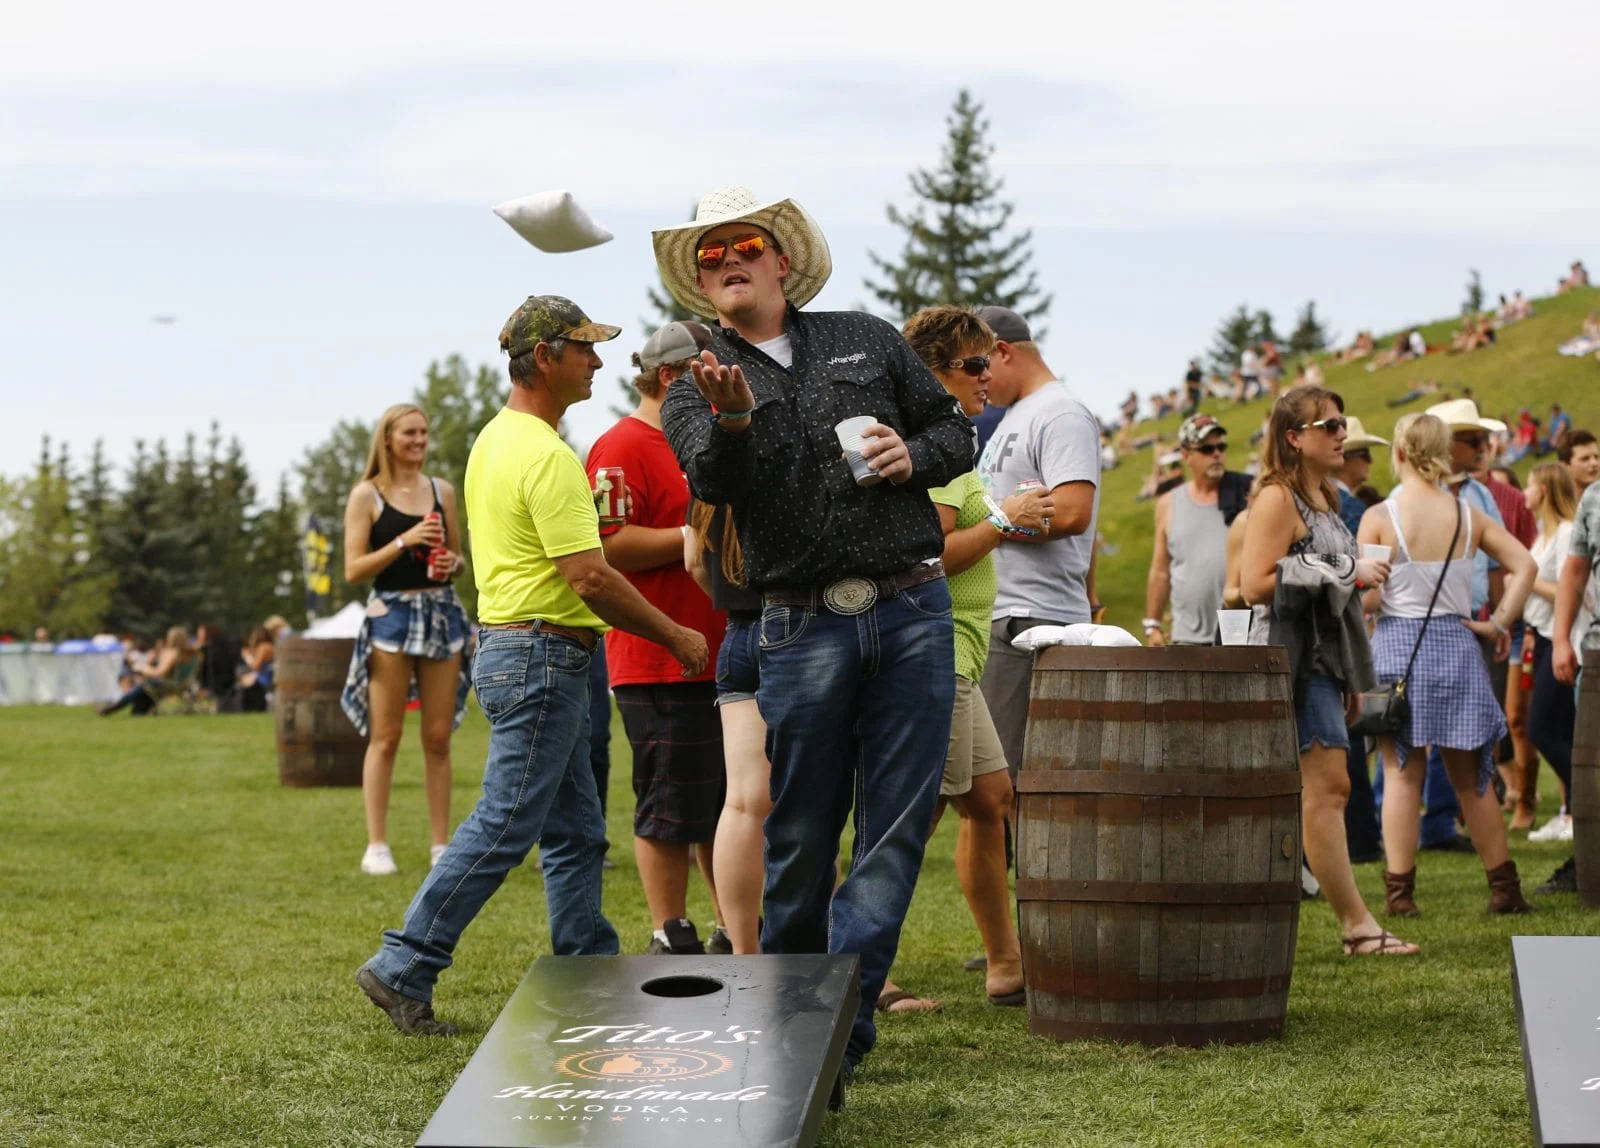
[661,307,975,589]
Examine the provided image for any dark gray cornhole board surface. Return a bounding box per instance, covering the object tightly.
[1511,936,1600,1147]
[417,954,859,1148]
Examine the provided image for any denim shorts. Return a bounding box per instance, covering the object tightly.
[715,613,760,706]
[367,592,465,656]
[1296,674,1350,752]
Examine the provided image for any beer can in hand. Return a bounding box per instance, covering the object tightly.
[426,547,452,582]
[414,511,443,559]
[594,467,627,526]
[1009,480,1044,536]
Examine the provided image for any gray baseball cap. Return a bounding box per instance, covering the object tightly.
[637,320,714,372]
[975,305,1032,343]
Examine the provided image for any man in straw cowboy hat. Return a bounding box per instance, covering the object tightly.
[655,186,976,1079]
[357,296,709,1036]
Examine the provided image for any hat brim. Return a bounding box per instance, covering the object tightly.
[1446,418,1507,434]
[1342,435,1389,451]
[562,322,622,343]
[652,197,832,320]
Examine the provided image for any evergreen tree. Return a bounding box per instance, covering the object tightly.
[1462,268,1484,316]
[1287,301,1331,355]
[1208,305,1257,374]
[0,440,114,638]
[1253,309,1281,346]
[296,418,373,609]
[865,89,1051,330]
[245,474,307,630]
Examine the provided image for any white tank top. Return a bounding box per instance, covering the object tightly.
[1379,494,1474,618]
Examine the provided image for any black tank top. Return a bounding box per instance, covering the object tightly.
[368,478,444,592]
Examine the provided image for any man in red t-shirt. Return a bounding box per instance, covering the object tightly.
[586,321,729,956]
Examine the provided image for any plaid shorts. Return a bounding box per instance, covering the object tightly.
[614,682,726,843]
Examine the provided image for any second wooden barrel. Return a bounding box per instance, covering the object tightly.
[274,635,366,787]
[1571,651,1600,908]
[1016,645,1302,1046]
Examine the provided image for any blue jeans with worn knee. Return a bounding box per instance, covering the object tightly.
[364,628,618,1002]
[755,577,956,1069]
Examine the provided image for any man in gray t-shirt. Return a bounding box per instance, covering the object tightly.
[973,306,1101,780]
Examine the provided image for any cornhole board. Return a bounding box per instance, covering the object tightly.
[1511,936,1600,1147]
[417,954,859,1148]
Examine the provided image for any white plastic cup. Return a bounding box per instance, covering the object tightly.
[1361,544,1393,563]
[1217,609,1252,647]
[835,416,883,486]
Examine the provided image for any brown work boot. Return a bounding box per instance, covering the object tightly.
[1383,868,1419,917]
[1486,860,1532,915]
[356,967,459,1036]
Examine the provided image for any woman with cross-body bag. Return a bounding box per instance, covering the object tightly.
[1357,413,1536,916]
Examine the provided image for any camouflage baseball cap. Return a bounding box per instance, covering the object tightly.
[498,295,621,358]
[1177,414,1227,449]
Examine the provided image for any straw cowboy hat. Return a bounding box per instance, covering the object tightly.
[651,185,832,320]
[1341,415,1389,453]
[1426,398,1506,434]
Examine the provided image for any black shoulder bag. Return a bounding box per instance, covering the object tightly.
[1349,500,1462,739]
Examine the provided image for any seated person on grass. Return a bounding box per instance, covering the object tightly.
[1335,330,1376,364]
[99,626,196,716]
[1558,259,1590,294]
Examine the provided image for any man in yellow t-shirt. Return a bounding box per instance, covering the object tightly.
[359,296,708,1036]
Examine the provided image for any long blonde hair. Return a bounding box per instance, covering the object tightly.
[1389,413,1453,486]
[1260,385,1342,508]
[688,499,745,587]
[362,404,429,496]
[1529,461,1578,537]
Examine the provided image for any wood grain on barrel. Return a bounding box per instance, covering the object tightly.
[274,636,366,787]
[1017,647,1301,1046]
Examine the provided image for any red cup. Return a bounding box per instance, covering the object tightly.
[427,547,451,581]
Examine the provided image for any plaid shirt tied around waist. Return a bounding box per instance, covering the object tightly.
[340,587,472,737]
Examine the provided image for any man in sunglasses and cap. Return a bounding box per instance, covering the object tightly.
[1144,414,1236,646]
[357,296,709,1036]
[654,186,974,1080]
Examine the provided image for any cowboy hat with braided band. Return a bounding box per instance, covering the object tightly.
[1425,397,1507,434]
[651,185,832,320]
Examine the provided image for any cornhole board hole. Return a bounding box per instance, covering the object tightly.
[417,954,859,1148]
[1511,936,1600,1147]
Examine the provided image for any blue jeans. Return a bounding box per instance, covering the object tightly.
[1372,745,1462,846]
[587,641,612,818]
[755,577,956,1068]
[364,629,618,1002]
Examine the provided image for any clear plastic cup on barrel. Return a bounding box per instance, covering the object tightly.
[1217,609,1252,646]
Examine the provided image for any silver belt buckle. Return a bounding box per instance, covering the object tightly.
[822,577,878,615]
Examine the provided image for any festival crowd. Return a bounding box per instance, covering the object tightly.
[321,185,1598,1098]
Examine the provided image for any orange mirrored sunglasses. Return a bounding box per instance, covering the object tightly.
[696,233,770,270]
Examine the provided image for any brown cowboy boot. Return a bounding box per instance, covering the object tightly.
[1486,859,1532,914]
[1383,868,1419,917]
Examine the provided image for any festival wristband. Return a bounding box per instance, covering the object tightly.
[713,408,754,421]
[1142,618,1162,632]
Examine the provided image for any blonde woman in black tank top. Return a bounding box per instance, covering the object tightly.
[342,403,468,877]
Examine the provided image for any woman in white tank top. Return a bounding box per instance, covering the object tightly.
[1356,413,1536,916]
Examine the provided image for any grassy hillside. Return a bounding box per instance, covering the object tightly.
[1094,285,1600,629]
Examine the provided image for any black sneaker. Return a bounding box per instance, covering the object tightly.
[355,967,458,1036]
[646,918,705,955]
[1536,857,1578,895]
[706,926,733,955]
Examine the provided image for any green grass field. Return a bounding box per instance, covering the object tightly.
[1094,285,1600,629]
[4,703,1598,1147]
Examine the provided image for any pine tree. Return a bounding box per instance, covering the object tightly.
[1208,305,1257,374]
[0,439,115,637]
[1287,301,1331,355]
[296,419,373,609]
[1462,268,1484,316]
[245,474,306,631]
[1253,309,1281,346]
[865,89,1051,331]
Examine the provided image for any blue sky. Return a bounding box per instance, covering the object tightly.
[6,0,1598,494]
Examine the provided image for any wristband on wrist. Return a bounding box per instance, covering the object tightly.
[1490,616,1508,636]
[1142,618,1162,632]
[713,407,753,421]
[394,537,406,554]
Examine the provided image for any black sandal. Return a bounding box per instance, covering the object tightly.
[1341,930,1420,957]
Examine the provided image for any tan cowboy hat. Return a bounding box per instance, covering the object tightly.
[1425,397,1507,434]
[1341,415,1389,452]
[651,185,832,320]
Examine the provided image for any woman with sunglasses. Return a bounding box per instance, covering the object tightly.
[1357,413,1535,916]
[1241,387,1416,955]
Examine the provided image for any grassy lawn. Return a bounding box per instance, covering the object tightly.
[3,704,1599,1147]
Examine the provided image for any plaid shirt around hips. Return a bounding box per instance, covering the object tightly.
[340,587,472,737]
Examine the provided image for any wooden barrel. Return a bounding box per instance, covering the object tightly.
[1016,645,1302,1046]
[274,635,366,787]
[1572,651,1600,908]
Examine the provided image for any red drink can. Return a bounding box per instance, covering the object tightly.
[594,467,627,526]
[426,547,452,581]
[413,511,442,560]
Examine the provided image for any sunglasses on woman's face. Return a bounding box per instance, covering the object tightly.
[696,233,770,270]
[1192,442,1228,456]
[1298,416,1347,435]
[946,356,990,378]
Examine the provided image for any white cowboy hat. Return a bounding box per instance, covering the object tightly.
[651,185,832,320]
[1341,415,1390,452]
[1425,398,1507,434]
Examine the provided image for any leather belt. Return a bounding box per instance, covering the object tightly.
[762,561,945,615]
[480,619,599,651]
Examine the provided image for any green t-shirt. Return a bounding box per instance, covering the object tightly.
[928,470,998,681]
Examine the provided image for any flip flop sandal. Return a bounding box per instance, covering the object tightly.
[876,988,942,1014]
[987,988,1027,1008]
[1341,930,1420,957]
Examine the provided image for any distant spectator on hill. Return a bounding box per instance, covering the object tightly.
[1336,330,1376,364]
[1408,329,1427,358]
[1558,259,1590,294]
[1386,378,1442,409]
[1239,345,1262,394]
[1120,390,1139,427]
[1183,359,1203,414]
[1260,340,1284,393]
[1504,411,1540,465]
[1561,429,1600,495]
[1547,405,1572,454]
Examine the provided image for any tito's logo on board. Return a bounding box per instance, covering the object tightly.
[556,1047,732,1082]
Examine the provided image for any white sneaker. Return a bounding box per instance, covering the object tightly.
[361,843,398,875]
[429,844,449,868]
[1529,813,1573,843]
